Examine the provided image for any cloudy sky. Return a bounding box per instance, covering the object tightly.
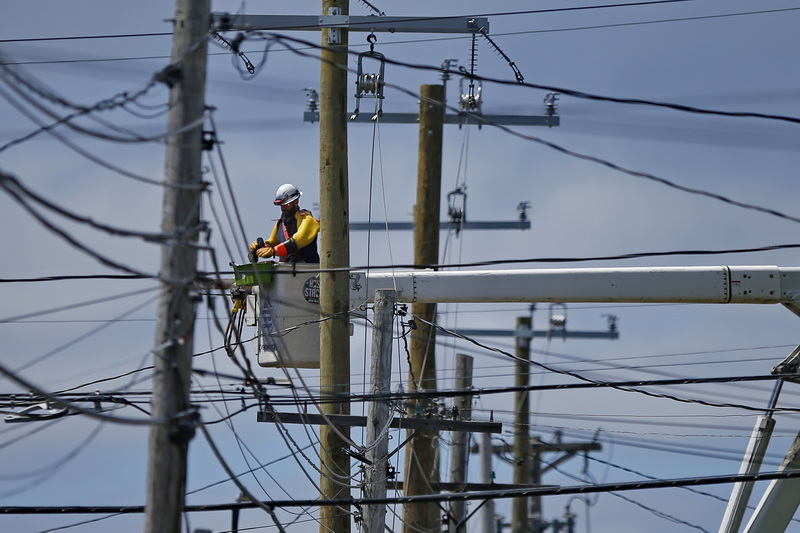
[2,1,800,532]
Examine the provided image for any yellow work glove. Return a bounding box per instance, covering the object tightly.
[249,240,261,252]
[256,246,275,259]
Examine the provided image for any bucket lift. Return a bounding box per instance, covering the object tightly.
[233,263,323,368]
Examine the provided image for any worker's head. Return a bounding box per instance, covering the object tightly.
[273,183,302,214]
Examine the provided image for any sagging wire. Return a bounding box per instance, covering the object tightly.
[10,295,159,379]
[0,172,159,279]
[207,282,336,493]
[204,110,251,262]
[195,257,289,508]
[0,83,198,188]
[0,172,201,244]
[0,49,177,144]
[261,30,800,224]
[198,421,289,533]
[203,251,361,494]
[413,314,800,415]
[0,357,167,426]
[0,423,105,498]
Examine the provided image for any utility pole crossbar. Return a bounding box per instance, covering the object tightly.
[211,14,488,34]
[447,328,617,340]
[349,220,531,231]
[256,411,502,433]
[304,111,559,127]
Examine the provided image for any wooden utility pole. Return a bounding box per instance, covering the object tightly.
[318,2,351,533]
[448,354,474,533]
[404,83,445,533]
[364,290,396,533]
[145,1,209,532]
[480,433,497,533]
[512,316,532,533]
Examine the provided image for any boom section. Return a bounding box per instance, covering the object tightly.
[349,266,800,306]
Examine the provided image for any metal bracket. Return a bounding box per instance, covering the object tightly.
[324,9,346,44]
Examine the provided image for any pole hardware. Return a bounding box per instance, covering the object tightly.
[548,303,567,341]
[458,77,482,115]
[351,33,386,121]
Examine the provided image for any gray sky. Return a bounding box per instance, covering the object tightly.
[2,1,800,532]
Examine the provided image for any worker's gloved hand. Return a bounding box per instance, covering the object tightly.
[256,246,275,258]
[249,240,261,252]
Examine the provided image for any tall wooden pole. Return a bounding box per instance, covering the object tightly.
[448,354,474,533]
[364,290,396,533]
[145,0,209,531]
[512,317,532,533]
[480,433,497,533]
[318,2,351,533]
[404,83,445,533]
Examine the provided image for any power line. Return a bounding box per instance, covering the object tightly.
[1,1,779,46]
[6,467,800,513]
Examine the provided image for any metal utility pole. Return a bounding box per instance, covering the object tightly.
[512,317,532,533]
[404,83,445,533]
[448,354,474,533]
[145,0,209,532]
[318,2,351,533]
[364,289,396,533]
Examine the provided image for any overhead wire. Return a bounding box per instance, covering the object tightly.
[0,422,105,498]
[255,32,800,230]
[195,255,323,526]
[0,79,175,186]
[0,172,193,243]
[3,5,796,528]
[0,285,159,325]
[0,170,169,279]
[9,466,800,512]
[197,421,288,533]
[10,293,158,375]
[199,250,358,500]
[547,458,709,532]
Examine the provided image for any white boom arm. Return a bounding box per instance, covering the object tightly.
[350,266,800,313]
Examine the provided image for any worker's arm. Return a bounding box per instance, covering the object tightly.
[248,222,280,258]
[273,211,320,257]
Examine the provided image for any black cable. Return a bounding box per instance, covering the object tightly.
[0,32,172,44]
[201,242,800,276]
[256,33,800,227]
[4,238,800,285]
[547,458,709,532]
[0,172,190,243]
[0,274,147,283]
[6,467,800,513]
[0,285,159,324]
[270,31,800,126]
[0,2,698,45]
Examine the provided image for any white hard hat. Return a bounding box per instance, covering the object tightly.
[273,183,302,206]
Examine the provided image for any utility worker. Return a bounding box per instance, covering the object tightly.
[249,183,320,263]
